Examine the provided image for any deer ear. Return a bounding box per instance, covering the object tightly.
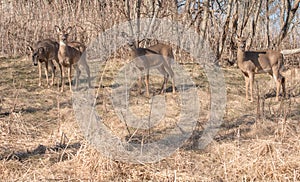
[25,46,33,56]
[55,25,61,33]
[38,47,44,54]
[26,46,33,53]
[66,26,73,34]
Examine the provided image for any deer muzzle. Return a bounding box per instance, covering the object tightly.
[32,54,38,66]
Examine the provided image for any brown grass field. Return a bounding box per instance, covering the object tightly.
[0,56,299,181]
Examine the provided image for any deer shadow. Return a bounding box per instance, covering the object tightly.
[0,143,81,162]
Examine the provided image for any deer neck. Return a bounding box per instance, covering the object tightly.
[237,47,246,67]
[129,45,139,57]
[58,41,68,55]
[60,40,67,46]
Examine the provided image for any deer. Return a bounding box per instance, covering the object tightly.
[55,26,91,92]
[147,43,176,93]
[236,35,285,102]
[27,39,62,87]
[121,32,175,97]
[68,41,86,53]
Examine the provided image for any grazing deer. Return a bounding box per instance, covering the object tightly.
[236,36,285,102]
[55,26,91,92]
[122,32,175,97]
[27,39,62,87]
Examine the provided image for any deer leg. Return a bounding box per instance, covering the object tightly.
[165,57,175,94]
[163,61,176,94]
[86,65,91,88]
[73,64,81,90]
[171,76,175,94]
[281,76,286,99]
[60,66,65,92]
[138,74,142,94]
[49,60,55,87]
[244,75,249,101]
[68,65,72,92]
[56,60,63,87]
[274,74,285,101]
[273,74,280,101]
[272,68,285,101]
[145,70,150,97]
[38,61,42,87]
[44,61,49,87]
[160,75,168,94]
[158,66,168,94]
[82,53,91,88]
[249,73,255,102]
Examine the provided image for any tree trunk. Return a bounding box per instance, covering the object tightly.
[239,1,255,36]
[218,0,233,60]
[145,0,161,38]
[265,0,271,48]
[248,0,262,48]
[229,0,238,64]
[275,0,300,46]
[199,0,209,42]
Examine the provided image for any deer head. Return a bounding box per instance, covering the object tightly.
[55,26,73,45]
[235,34,249,51]
[121,32,136,49]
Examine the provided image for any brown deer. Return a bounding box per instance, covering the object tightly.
[147,43,175,93]
[55,26,91,92]
[236,36,285,102]
[27,39,62,87]
[122,32,175,97]
[68,41,86,53]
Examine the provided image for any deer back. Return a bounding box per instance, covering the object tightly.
[148,43,174,64]
[265,50,284,67]
[148,43,173,57]
[32,39,59,62]
[133,48,166,70]
[68,41,86,54]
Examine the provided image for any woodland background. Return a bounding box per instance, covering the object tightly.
[0,0,299,66]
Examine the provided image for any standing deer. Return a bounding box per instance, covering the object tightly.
[236,36,285,102]
[122,32,175,97]
[147,43,175,93]
[55,26,91,92]
[27,39,62,87]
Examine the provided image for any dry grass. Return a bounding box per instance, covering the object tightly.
[0,57,299,181]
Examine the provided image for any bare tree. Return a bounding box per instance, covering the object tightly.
[265,0,271,48]
[0,0,299,66]
[275,0,300,46]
